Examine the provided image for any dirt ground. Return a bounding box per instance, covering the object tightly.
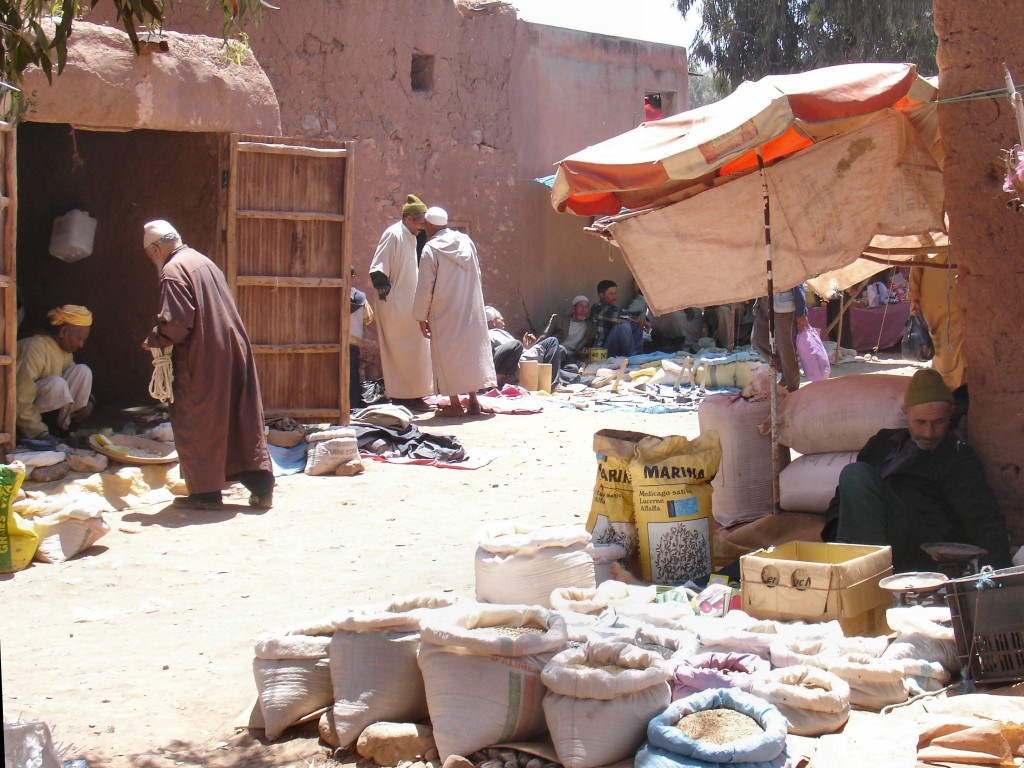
[0,355,925,768]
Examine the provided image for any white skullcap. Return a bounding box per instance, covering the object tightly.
[572,295,590,306]
[143,219,180,249]
[484,306,501,323]
[425,206,448,226]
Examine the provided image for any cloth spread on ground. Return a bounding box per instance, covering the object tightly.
[352,423,468,464]
[425,384,547,414]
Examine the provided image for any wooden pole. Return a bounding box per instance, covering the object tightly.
[757,152,781,515]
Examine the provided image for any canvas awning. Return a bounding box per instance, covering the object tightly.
[587,110,944,313]
[21,21,282,135]
[550,63,944,314]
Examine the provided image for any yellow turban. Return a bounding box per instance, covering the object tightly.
[48,304,93,327]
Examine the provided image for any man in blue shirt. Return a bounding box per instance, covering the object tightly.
[589,280,650,358]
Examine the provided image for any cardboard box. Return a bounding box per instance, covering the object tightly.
[740,541,892,636]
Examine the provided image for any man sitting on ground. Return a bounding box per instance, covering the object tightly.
[16,304,94,439]
[486,305,574,386]
[535,295,594,364]
[823,368,1012,572]
[589,279,650,358]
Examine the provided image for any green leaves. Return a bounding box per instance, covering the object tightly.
[675,0,937,93]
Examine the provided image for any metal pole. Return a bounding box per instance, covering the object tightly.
[757,152,781,515]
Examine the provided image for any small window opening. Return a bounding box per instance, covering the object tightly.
[412,54,435,93]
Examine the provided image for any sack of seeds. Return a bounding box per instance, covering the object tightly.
[542,641,671,768]
[638,688,789,768]
[749,665,850,736]
[417,604,568,760]
[475,523,595,608]
[330,593,460,748]
[671,652,769,700]
[253,630,333,740]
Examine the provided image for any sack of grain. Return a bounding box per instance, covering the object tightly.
[630,433,721,584]
[779,452,857,513]
[671,652,769,700]
[32,509,110,563]
[417,604,567,760]
[542,642,671,768]
[305,428,358,476]
[638,688,789,768]
[698,394,776,526]
[475,523,595,608]
[330,593,459,748]
[775,374,908,454]
[749,665,850,736]
[586,430,650,566]
[253,631,333,740]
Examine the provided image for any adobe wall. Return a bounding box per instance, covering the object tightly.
[934,0,1024,541]
[88,1,687,369]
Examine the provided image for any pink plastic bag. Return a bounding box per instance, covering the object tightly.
[796,326,830,382]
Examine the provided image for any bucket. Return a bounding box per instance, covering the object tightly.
[50,209,97,263]
[588,348,607,363]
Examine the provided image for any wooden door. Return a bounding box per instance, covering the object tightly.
[224,134,354,425]
[0,120,15,447]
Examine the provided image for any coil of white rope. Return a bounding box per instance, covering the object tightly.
[149,346,174,404]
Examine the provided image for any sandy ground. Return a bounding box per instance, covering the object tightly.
[0,355,925,768]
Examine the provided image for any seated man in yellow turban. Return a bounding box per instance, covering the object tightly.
[15,304,94,439]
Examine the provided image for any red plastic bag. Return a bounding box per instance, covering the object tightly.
[796,326,831,382]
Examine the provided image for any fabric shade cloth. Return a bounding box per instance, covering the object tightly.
[593,110,944,313]
[552,63,937,216]
[550,63,946,314]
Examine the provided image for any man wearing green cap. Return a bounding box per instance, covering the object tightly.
[823,368,1012,572]
[369,195,434,409]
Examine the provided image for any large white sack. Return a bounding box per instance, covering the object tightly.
[749,665,851,736]
[330,593,458,748]
[475,523,595,608]
[698,393,775,526]
[417,604,567,760]
[32,510,110,563]
[779,451,858,513]
[254,632,333,741]
[542,642,671,768]
[776,374,908,454]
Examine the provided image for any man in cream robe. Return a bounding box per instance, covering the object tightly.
[15,304,94,438]
[369,194,434,408]
[413,207,496,416]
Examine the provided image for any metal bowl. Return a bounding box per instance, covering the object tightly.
[879,572,949,593]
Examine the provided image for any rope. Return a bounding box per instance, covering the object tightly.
[149,346,174,404]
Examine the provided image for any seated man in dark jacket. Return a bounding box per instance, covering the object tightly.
[822,368,1012,573]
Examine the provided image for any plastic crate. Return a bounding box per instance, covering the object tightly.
[945,565,1024,684]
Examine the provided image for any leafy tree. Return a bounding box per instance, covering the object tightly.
[0,0,267,117]
[687,68,730,109]
[675,0,937,91]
